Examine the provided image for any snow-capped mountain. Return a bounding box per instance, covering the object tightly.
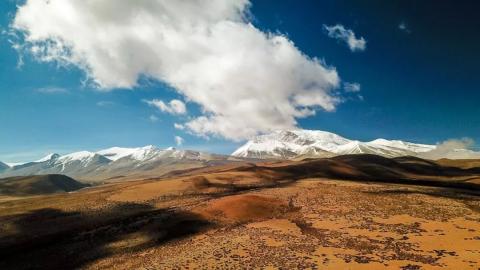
[232,130,436,159]
[0,146,232,182]
[52,151,111,173]
[97,145,159,161]
[97,145,218,163]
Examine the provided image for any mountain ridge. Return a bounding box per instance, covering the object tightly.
[1,130,479,181]
[0,146,236,182]
[232,129,437,159]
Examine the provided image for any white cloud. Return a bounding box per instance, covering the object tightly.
[343,82,361,92]
[144,99,186,115]
[96,101,114,107]
[418,138,480,160]
[12,0,342,141]
[174,123,185,130]
[174,136,184,146]
[36,86,68,94]
[149,114,159,122]
[398,22,411,33]
[323,24,366,52]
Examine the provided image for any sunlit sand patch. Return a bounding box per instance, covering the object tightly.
[106,232,151,251]
[311,217,348,231]
[300,178,384,188]
[0,195,39,203]
[408,217,480,269]
[108,179,190,202]
[230,234,250,244]
[354,214,480,269]
[309,247,371,269]
[247,218,302,235]
[206,171,275,186]
[308,247,446,269]
[260,236,285,247]
[343,228,399,241]
[372,214,426,225]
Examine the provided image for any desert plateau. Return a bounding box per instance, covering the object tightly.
[1,155,479,269]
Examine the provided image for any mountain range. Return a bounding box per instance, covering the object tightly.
[231,130,438,159]
[1,129,479,182]
[0,146,234,183]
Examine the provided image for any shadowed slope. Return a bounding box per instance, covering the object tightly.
[435,158,480,169]
[0,174,88,196]
[269,154,480,189]
[135,154,480,197]
[0,204,211,269]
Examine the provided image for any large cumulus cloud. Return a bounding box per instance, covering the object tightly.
[12,0,341,141]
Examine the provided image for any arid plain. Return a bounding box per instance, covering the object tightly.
[0,155,479,269]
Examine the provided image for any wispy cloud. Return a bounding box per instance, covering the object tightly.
[36,86,68,94]
[174,123,185,130]
[174,136,184,146]
[323,24,366,52]
[144,99,187,115]
[96,101,114,107]
[149,114,159,122]
[343,82,361,93]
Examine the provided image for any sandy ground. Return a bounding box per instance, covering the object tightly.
[92,179,480,269]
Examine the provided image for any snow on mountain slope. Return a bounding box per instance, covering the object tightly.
[52,151,112,172]
[232,130,436,159]
[232,130,351,159]
[56,151,98,165]
[4,162,25,167]
[97,145,160,161]
[3,153,61,168]
[0,145,231,181]
[97,145,214,162]
[367,139,434,153]
[36,153,60,162]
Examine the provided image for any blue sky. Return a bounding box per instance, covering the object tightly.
[1,0,479,162]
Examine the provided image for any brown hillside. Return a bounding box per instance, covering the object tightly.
[0,174,88,196]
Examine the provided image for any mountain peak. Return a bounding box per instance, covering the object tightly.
[57,151,97,162]
[141,145,156,150]
[97,145,159,161]
[36,153,60,162]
